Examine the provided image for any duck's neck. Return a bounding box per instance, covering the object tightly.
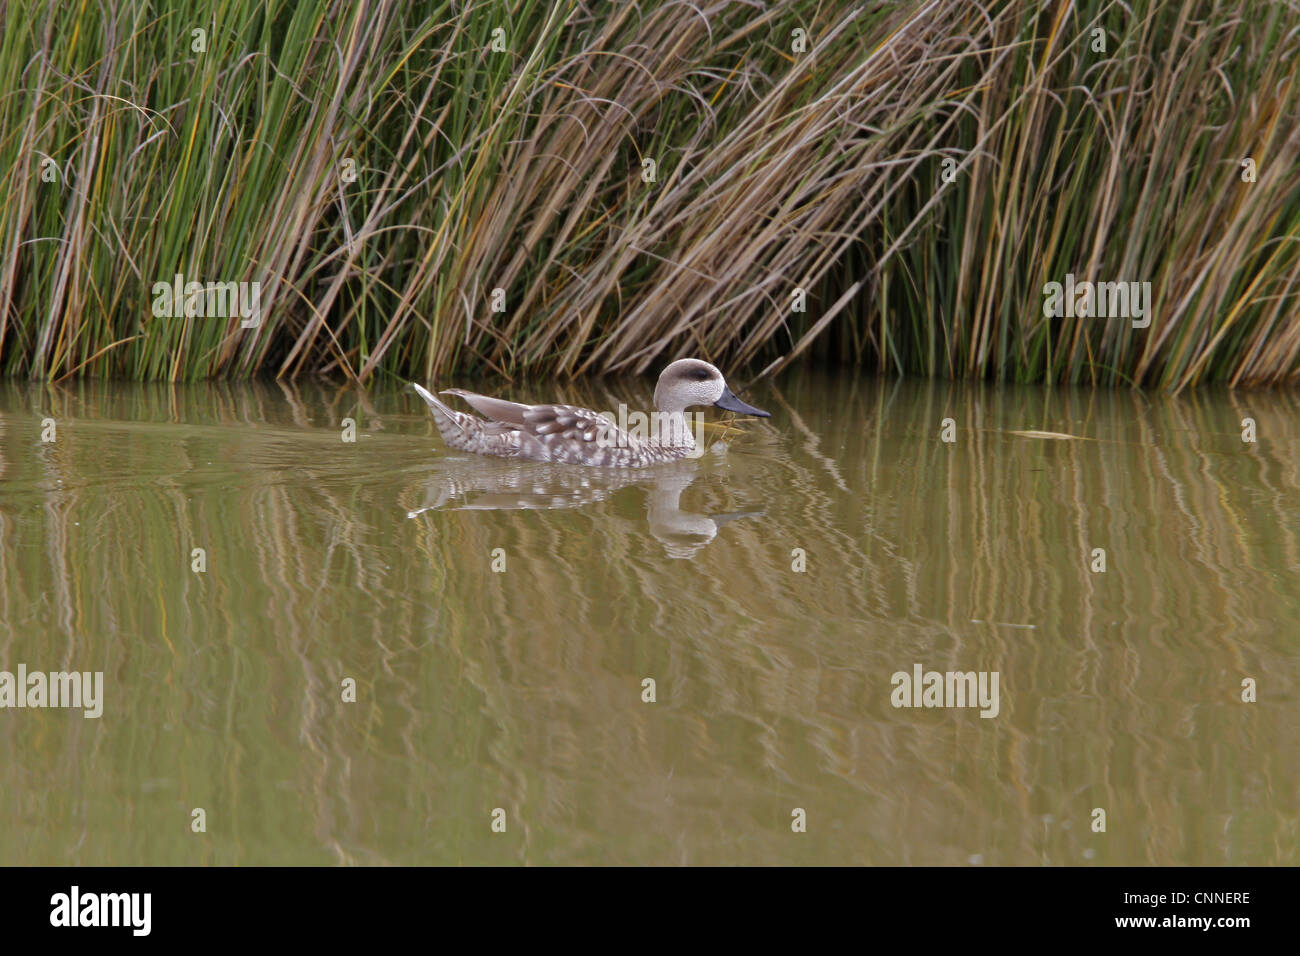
[651,407,696,451]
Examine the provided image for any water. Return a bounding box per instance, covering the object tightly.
[0,372,1296,865]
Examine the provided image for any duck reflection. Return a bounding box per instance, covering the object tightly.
[406,451,761,558]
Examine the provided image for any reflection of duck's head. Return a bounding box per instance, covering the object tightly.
[644,467,764,560]
[654,359,770,418]
[645,467,716,558]
[651,508,764,560]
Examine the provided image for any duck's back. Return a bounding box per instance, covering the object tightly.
[414,384,687,467]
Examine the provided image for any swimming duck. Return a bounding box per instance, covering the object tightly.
[412,358,769,467]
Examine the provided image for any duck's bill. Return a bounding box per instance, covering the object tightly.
[714,386,770,418]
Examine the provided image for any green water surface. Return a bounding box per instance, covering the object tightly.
[0,372,1295,864]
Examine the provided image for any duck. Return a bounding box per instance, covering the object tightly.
[412,358,769,467]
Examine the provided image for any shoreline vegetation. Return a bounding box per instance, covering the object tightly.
[1,0,1298,390]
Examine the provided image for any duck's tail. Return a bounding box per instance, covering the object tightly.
[412,382,477,449]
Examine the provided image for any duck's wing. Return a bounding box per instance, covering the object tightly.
[437,392,626,462]
[416,384,658,465]
[441,388,531,425]
[520,403,632,465]
[523,403,620,442]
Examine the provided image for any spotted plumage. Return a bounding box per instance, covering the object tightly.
[412,358,769,468]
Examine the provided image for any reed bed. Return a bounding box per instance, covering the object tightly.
[1,0,1297,389]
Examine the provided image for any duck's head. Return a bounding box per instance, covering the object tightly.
[654,359,770,417]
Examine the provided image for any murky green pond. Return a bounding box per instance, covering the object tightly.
[0,372,1295,865]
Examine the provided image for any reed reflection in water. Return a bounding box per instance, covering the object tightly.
[0,372,1295,865]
